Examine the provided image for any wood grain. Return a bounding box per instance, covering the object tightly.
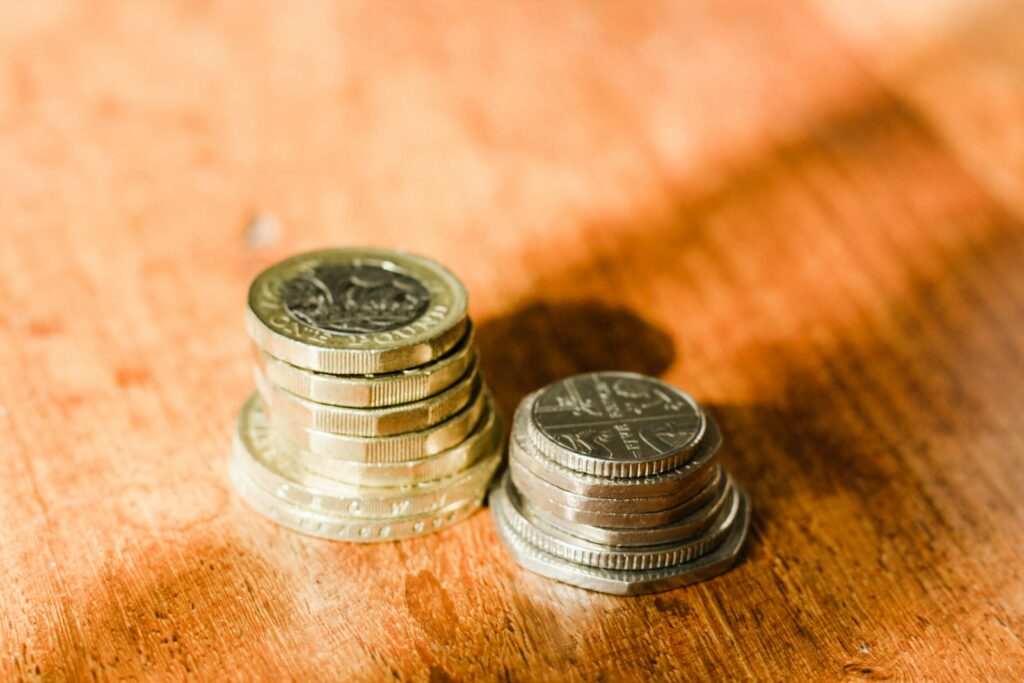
[2,1,1023,680]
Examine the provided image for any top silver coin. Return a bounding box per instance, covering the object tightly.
[526,372,706,478]
[247,248,468,374]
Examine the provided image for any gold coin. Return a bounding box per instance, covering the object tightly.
[256,358,479,436]
[271,381,488,462]
[300,396,502,485]
[254,323,476,408]
[247,248,468,374]
[231,461,487,543]
[230,393,501,518]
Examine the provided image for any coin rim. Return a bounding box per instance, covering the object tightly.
[234,395,501,497]
[271,381,490,462]
[256,355,480,436]
[246,248,468,373]
[231,461,485,543]
[494,473,740,570]
[292,397,503,485]
[255,323,477,407]
[522,377,709,478]
[508,468,733,548]
[510,404,721,499]
[491,475,751,595]
[512,464,725,529]
[508,456,715,514]
[231,400,502,518]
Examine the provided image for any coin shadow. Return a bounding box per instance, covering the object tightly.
[701,345,906,539]
[475,300,676,428]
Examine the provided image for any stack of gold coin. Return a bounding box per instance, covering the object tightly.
[491,371,750,594]
[231,248,502,542]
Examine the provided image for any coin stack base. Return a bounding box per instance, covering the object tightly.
[491,372,750,594]
[232,248,501,542]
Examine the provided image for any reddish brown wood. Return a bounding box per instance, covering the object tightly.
[2,1,1023,680]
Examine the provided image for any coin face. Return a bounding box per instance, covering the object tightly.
[281,263,431,334]
[532,372,703,460]
[247,248,468,373]
[527,372,705,477]
[510,394,721,499]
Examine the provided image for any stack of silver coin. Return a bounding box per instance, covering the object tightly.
[231,248,502,542]
[491,371,750,594]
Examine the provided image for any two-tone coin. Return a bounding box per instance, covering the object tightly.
[271,382,488,463]
[233,248,502,542]
[231,393,501,517]
[254,323,477,408]
[255,356,479,436]
[247,248,468,374]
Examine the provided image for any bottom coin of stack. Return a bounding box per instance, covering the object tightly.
[491,371,750,595]
[230,390,502,542]
[231,247,502,541]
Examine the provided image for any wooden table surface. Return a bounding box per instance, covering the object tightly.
[3,1,1024,680]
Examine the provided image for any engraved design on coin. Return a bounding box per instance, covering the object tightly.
[531,373,702,461]
[282,264,431,334]
[247,248,468,373]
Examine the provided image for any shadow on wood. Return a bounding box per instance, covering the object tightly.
[475,299,676,426]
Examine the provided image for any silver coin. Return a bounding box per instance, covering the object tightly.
[514,464,725,529]
[231,462,484,543]
[254,323,477,408]
[493,472,740,571]
[256,358,479,436]
[524,373,707,478]
[491,477,751,595]
[508,468,733,548]
[231,394,501,518]
[509,457,713,514]
[510,403,721,500]
[271,378,487,462]
[247,248,468,374]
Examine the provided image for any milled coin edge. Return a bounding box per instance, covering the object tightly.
[510,402,721,499]
[256,323,477,407]
[491,474,751,595]
[521,381,711,478]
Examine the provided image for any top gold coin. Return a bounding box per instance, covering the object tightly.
[246,248,468,374]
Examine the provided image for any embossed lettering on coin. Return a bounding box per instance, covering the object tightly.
[531,372,702,461]
[282,264,431,334]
